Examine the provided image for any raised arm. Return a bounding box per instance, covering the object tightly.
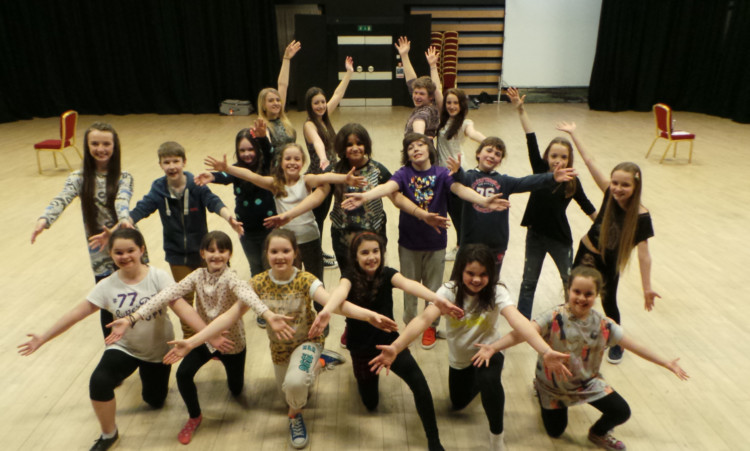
[204,154,275,192]
[508,87,533,134]
[18,300,99,355]
[327,56,354,115]
[618,334,688,380]
[426,46,443,111]
[394,36,417,82]
[637,239,660,311]
[556,121,609,192]
[278,40,301,107]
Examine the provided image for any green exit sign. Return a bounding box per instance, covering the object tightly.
[358,25,372,32]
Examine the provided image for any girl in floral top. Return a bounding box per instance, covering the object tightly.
[107,231,289,445]
[165,229,397,449]
[492,266,688,451]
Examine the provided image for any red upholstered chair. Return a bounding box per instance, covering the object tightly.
[645,103,695,163]
[33,110,82,173]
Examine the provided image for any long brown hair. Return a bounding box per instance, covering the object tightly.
[437,88,469,140]
[543,137,577,198]
[448,244,499,313]
[81,122,121,236]
[347,232,387,306]
[598,162,644,273]
[305,87,336,152]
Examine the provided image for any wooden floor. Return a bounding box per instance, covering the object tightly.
[2,103,749,450]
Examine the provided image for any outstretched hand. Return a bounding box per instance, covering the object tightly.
[252,118,267,138]
[308,311,331,339]
[367,313,399,333]
[345,56,354,73]
[164,339,191,364]
[205,155,229,172]
[553,166,577,183]
[342,192,366,211]
[263,213,291,229]
[542,349,572,381]
[104,318,131,345]
[394,36,411,55]
[345,167,368,188]
[425,46,439,67]
[644,289,661,312]
[284,40,302,60]
[208,332,235,354]
[556,121,576,135]
[507,87,526,109]
[471,343,497,367]
[229,218,245,237]
[31,218,48,244]
[194,171,215,186]
[267,313,296,341]
[369,344,398,375]
[481,194,511,212]
[666,358,689,380]
[422,212,450,234]
[431,297,464,319]
[88,220,128,251]
[17,334,44,356]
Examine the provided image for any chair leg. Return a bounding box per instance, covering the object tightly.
[660,142,672,163]
[645,138,659,158]
[72,145,83,159]
[673,141,678,158]
[35,149,42,174]
[688,140,694,163]
[60,151,73,171]
[52,152,58,168]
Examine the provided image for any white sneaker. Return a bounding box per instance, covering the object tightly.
[444,246,458,261]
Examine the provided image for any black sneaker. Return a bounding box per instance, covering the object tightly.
[90,431,119,451]
[606,345,624,364]
[323,252,338,269]
[256,316,267,328]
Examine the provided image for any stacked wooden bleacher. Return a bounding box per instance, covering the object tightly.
[413,5,504,98]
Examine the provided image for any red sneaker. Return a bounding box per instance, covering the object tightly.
[421,327,437,349]
[178,415,202,445]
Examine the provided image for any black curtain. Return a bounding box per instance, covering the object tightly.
[589,0,750,123]
[0,0,279,123]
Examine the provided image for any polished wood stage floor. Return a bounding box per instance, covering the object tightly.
[1,102,748,450]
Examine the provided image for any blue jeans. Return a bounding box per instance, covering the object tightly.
[517,229,573,319]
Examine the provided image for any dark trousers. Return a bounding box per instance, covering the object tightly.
[540,391,631,438]
[518,229,573,319]
[449,353,505,434]
[240,230,271,277]
[177,345,247,418]
[89,349,170,407]
[573,242,621,324]
[95,274,114,339]
[351,349,442,450]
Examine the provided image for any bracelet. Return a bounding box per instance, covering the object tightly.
[541,347,552,356]
[412,205,420,219]
[128,314,136,328]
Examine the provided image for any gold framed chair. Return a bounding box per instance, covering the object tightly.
[33,110,82,173]
[645,103,695,163]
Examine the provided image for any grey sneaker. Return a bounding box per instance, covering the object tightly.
[320,349,346,368]
[606,345,624,364]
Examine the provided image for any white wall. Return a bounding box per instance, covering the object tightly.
[502,0,602,87]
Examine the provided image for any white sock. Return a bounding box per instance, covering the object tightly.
[101,428,117,440]
[489,431,506,451]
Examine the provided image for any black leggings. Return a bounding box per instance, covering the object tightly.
[177,345,247,418]
[89,349,171,407]
[448,353,505,434]
[573,243,621,324]
[540,391,631,438]
[351,349,442,450]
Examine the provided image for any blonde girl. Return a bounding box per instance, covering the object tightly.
[258,40,301,152]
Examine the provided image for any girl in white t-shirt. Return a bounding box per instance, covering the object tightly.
[18,229,201,450]
[370,244,571,451]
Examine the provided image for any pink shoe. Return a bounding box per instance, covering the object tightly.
[178,415,202,445]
